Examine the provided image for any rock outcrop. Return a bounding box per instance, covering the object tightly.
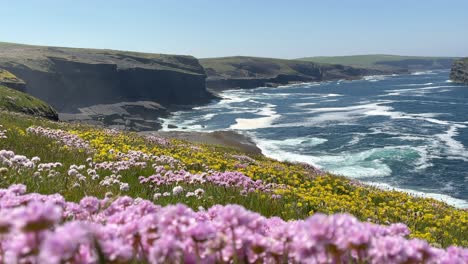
[0,42,215,130]
[450,58,468,85]
[200,56,392,90]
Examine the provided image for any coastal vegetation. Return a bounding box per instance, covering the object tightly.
[0,69,58,120]
[299,54,455,70]
[0,110,467,262]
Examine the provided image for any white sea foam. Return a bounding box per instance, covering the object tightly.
[363,75,387,82]
[366,182,468,209]
[293,102,317,107]
[256,136,466,207]
[395,82,433,87]
[411,71,435,75]
[230,103,280,130]
[436,124,468,161]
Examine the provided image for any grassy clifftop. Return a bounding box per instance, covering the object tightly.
[201,56,315,78]
[0,41,204,75]
[200,56,382,89]
[299,54,455,70]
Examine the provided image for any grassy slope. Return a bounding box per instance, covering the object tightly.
[0,41,204,75]
[200,56,326,79]
[298,54,455,68]
[0,111,466,247]
[0,85,58,119]
[0,69,58,119]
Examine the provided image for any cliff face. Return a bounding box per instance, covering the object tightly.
[6,58,210,112]
[450,58,468,85]
[0,42,214,130]
[201,56,391,90]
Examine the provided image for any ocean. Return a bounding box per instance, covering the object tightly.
[161,70,468,208]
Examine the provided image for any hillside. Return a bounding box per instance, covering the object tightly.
[450,57,468,84]
[0,111,467,263]
[200,56,388,90]
[0,42,215,130]
[0,69,58,120]
[299,54,455,71]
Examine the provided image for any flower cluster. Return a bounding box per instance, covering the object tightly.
[0,185,466,264]
[1,112,467,246]
[26,126,92,151]
[145,135,170,146]
[139,166,278,195]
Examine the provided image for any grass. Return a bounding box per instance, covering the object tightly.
[200,56,326,78]
[298,54,455,68]
[0,41,204,75]
[0,85,57,119]
[0,111,467,247]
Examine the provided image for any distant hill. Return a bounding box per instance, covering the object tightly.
[450,57,468,84]
[298,54,455,71]
[0,69,58,120]
[200,56,388,90]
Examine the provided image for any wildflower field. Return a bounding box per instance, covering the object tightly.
[0,111,467,263]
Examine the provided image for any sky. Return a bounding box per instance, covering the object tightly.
[1,0,468,58]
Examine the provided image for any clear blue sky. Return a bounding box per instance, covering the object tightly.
[2,0,467,58]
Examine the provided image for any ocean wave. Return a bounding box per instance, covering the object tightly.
[411,71,436,75]
[363,75,387,82]
[230,103,281,130]
[394,82,434,87]
[436,124,468,161]
[255,136,466,207]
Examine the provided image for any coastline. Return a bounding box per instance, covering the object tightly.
[139,130,262,155]
[157,69,468,210]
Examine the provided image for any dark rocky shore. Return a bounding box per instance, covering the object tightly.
[450,58,468,84]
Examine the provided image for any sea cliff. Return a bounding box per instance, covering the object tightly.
[0,42,215,130]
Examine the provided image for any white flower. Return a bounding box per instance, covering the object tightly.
[185,192,195,198]
[31,157,41,163]
[163,192,171,197]
[119,183,130,192]
[0,167,8,174]
[68,169,79,177]
[153,193,162,200]
[194,188,205,197]
[172,186,184,195]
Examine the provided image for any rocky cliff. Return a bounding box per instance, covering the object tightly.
[200,56,392,90]
[0,69,58,120]
[0,42,214,130]
[450,58,468,85]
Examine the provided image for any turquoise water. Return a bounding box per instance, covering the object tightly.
[162,70,468,208]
